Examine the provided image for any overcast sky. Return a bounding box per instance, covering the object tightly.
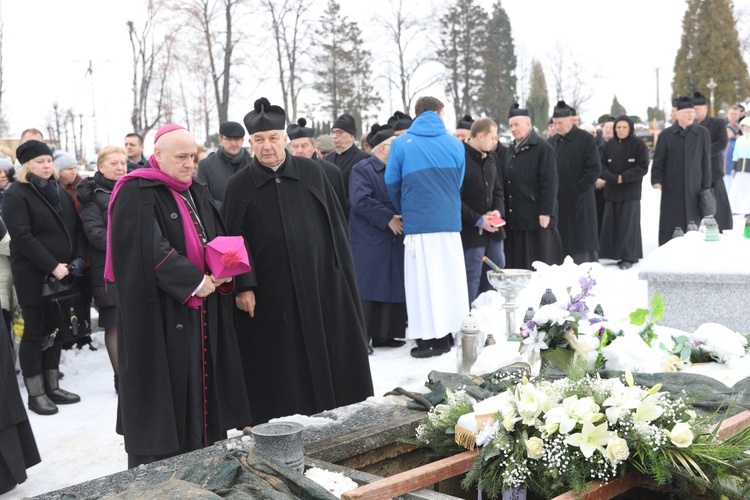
[3,0,750,157]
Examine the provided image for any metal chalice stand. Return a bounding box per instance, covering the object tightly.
[487,270,533,341]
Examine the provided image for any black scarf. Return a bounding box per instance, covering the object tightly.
[94,171,117,191]
[28,173,62,213]
[217,146,249,170]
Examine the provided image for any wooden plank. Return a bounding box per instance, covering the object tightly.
[551,472,644,500]
[340,449,478,500]
[716,410,750,439]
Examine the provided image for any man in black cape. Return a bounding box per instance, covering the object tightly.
[651,97,712,246]
[693,92,733,231]
[223,98,373,425]
[108,124,251,468]
[551,100,601,264]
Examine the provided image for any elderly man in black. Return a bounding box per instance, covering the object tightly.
[325,113,370,198]
[551,100,601,264]
[223,98,373,425]
[504,103,563,269]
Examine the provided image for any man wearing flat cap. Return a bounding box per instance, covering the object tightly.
[349,124,407,350]
[551,100,601,264]
[287,117,348,213]
[197,121,251,208]
[651,96,712,246]
[107,124,251,468]
[223,98,373,425]
[693,92,732,232]
[325,113,370,199]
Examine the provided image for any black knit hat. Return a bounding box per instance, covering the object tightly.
[508,102,529,118]
[676,96,694,110]
[456,114,474,130]
[219,121,245,138]
[243,98,286,134]
[286,118,315,140]
[367,123,395,148]
[692,92,707,106]
[388,111,413,132]
[17,140,53,165]
[332,114,357,137]
[671,97,680,108]
[552,100,573,118]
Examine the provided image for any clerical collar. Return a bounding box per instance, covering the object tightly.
[337,144,354,156]
[269,156,285,171]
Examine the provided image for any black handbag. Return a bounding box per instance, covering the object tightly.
[698,187,716,217]
[40,275,91,350]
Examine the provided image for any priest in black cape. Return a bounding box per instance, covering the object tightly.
[551,100,601,264]
[287,117,348,214]
[651,97,712,246]
[693,92,733,231]
[324,113,370,199]
[107,124,251,468]
[223,98,373,425]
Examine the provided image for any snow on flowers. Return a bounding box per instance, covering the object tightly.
[415,371,750,499]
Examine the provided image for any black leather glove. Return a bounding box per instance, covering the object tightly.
[68,258,86,278]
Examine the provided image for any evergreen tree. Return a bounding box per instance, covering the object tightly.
[478,1,516,123]
[610,95,627,117]
[647,106,666,122]
[437,0,488,119]
[525,59,549,131]
[672,0,749,111]
[313,0,355,123]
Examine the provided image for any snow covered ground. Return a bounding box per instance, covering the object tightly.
[6,179,749,498]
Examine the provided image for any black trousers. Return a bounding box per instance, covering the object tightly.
[19,305,61,378]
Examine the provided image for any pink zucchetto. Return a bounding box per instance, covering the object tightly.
[154,123,186,142]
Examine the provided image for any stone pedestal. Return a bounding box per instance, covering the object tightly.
[639,233,750,333]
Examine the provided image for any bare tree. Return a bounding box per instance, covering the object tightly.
[127,1,176,137]
[0,13,8,136]
[377,0,439,113]
[547,41,598,115]
[174,0,245,125]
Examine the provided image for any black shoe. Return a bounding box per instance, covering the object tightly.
[410,336,452,358]
[44,369,81,405]
[24,375,58,415]
[618,261,633,270]
[372,339,406,348]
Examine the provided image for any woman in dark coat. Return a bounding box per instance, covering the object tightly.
[3,140,86,416]
[77,146,128,392]
[0,220,40,495]
[598,115,649,269]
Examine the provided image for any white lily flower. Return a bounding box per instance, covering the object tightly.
[522,329,548,356]
[565,420,614,458]
[634,394,664,423]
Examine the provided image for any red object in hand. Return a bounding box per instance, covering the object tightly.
[488,214,506,227]
[206,236,251,279]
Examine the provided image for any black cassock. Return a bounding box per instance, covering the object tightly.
[223,155,373,425]
[110,178,251,463]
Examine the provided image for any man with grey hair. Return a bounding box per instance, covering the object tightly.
[349,124,406,350]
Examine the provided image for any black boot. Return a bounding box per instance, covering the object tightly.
[44,369,81,404]
[24,375,58,415]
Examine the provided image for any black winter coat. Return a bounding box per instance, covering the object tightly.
[651,123,711,241]
[4,181,86,306]
[699,116,733,230]
[504,130,559,230]
[110,177,251,455]
[313,153,349,215]
[460,142,505,248]
[77,173,117,308]
[325,145,370,199]
[552,126,601,255]
[197,147,252,207]
[601,119,649,202]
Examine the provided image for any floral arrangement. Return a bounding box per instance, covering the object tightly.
[519,273,621,371]
[415,371,750,499]
[660,323,750,369]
